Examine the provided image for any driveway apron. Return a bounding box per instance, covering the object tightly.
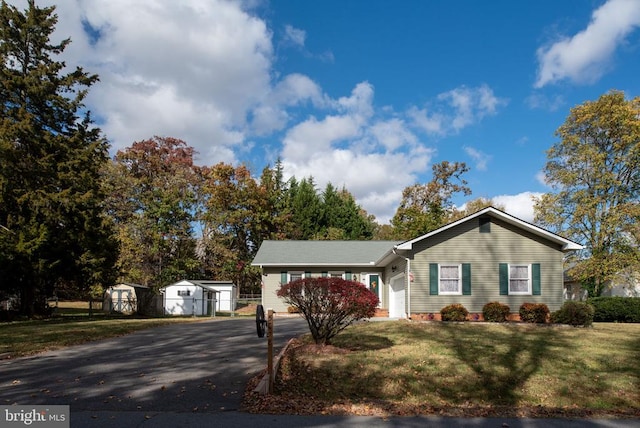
[0,317,308,413]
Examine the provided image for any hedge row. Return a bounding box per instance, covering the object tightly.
[587,297,640,323]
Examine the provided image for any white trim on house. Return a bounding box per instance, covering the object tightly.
[438,263,462,295]
[395,207,584,252]
[508,263,532,295]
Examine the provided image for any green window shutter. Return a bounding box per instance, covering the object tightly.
[499,263,508,295]
[345,271,352,280]
[429,263,438,295]
[305,271,311,278]
[281,272,287,284]
[462,263,471,295]
[532,263,541,295]
[321,271,328,277]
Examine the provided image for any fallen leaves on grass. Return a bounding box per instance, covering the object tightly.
[241,338,640,419]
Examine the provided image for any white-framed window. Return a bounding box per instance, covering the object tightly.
[329,271,344,279]
[177,289,191,297]
[439,264,462,295]
[289,271,304,282]
[509,264,531,295]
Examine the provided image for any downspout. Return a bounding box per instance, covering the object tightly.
[393,248,411,319]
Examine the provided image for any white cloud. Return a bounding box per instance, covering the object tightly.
[492,192,544,223]
[280,81,435,223]
[438,84,507,131]
[536,171,550,187]
[535,0,640,88]
[463,146,491,171]
[526,93,565,111]
[251,73,326,135]
[4,1,506,224]
[407,106,445,135]
[283,25,306,47]
[410,85,507,135]
[14,0,276,163]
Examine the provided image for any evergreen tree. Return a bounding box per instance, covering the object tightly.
[289,177,323,239]
[0,1,116,314]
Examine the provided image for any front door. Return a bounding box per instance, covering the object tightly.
[389,275,405,318]
[368,274,380,306]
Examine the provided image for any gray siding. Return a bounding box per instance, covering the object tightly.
[260,267,388,313]
[408,218,565,314]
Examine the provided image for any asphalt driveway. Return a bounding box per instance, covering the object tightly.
[0,317,308,414]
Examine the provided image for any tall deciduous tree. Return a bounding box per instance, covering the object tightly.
[199,163,265,294]
[449,197,505,222]
[104,137,200,289]
[391,161,471,239]
[0,1,116,314]
[534,91,640,296]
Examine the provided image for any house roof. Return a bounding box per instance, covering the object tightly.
[395,206,583,252]
[251,208,582,269]
[251,240,402,267]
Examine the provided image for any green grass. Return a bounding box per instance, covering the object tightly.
[0,301,204,358]
[270,321,640,417]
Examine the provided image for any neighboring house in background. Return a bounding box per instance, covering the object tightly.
[162,280,237,316]
[252,207,583,319]
[564,267,640,300]
[603,269,640,297]
[102,283,149,313]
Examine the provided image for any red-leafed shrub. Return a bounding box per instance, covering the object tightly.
[519,303,550,323]
[277,277,379,345]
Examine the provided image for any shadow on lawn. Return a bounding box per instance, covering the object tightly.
[427,323,569,406]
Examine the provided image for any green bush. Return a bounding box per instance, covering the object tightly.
[440,303,469,322]
[550,301,595,326]
[519,303,549,323]
[587,297,640,323]
[482,301,511,322]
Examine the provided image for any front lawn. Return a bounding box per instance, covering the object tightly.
[244,321,640,418]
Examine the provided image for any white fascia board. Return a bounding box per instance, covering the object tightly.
[252,262,377,267]
[395,206,583,252]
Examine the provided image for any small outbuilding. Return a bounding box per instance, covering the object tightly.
[162,280,237,316]
[103,283,149,314]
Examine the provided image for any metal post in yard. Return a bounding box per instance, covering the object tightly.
[267,308,274,393]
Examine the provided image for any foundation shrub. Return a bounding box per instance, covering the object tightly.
[550,301,594,326]
[440,303,468,322]
[519,303,549,323]
[482,301,511,322]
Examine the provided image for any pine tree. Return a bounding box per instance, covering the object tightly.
[0,1,116,315]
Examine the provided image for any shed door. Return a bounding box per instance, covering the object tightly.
[389,275,405,318]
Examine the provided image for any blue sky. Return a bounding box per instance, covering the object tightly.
[18,0,640,223]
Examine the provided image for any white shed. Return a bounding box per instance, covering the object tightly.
[103,283,148,313]
[162,280,237,316]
